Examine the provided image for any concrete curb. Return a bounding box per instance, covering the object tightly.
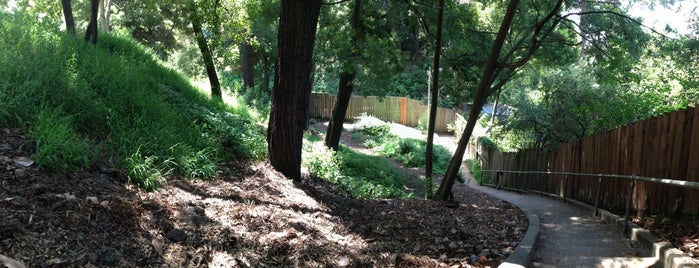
[499,212,539,268]
[475,184,540,268]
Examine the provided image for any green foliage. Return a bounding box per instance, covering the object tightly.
[302,139,412,199]
[357,121,463,181]
[126,146,173,191]
[465,159,490,185]
[0,12,265,190]
[31,109,96,172]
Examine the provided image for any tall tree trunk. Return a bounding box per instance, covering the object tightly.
[190,3,222,99]
[425,0,444,185]
[267,0,322,180]
[60,0,75,34]
[434,0,521,201]
[99,0,111,32]
[84,0,99,44]
[241,40,255,92]
[325,0,362,151]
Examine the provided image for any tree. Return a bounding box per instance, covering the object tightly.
[60,0,76,34]
[425,0,444,192]
[84,0,99,44]
[324,0,362,151]
[435,0,525,200]
[99,0,111,32]
[240,39,255,91]
[267,0,322,180]
[190,0,222,99]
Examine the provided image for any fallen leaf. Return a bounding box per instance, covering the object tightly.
[60,193,76,201]
[86,196,99,204]
[152,239,164,255]
[12,157,33,167]
[100,200,110,209]
[0,254,26,268]
[337,256,350,267]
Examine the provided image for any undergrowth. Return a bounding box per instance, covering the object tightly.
[465,159,490,184]
[0,12,266,189]
[355,119,464,182]
[302,136,413,199]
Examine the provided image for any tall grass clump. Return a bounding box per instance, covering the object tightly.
[31,108,96,171]
[0,12,266,189]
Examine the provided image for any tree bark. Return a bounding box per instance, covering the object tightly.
[267,0,322,180]
[190,3,222,99]
[84,0,99,44]
[99,0,111,32]
[434,0,521,201]
[425,0,444,183]
[241,40,255,92]
[60,0,75,34]
[325,0,362,151]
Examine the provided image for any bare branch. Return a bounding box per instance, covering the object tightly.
[322,0,351,5]
[562,10,672,39]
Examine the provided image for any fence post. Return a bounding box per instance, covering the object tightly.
[496,172,501,189]
[623,179,635,234]
[563,175,568,203]
[594,176,602,217]
[539,173,544,197]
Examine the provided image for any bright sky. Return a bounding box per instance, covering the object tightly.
[625,0,698,37]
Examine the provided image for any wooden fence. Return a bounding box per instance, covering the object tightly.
[310,93,457,133]
[478,105,699,216]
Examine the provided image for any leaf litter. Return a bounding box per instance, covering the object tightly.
[1,127,528,267]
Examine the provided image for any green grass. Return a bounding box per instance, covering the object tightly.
[302,137,413,199]
[0,12,266,189]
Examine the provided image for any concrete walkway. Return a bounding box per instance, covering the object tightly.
[468,184,659,268]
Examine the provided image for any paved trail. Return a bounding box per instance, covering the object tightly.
[466,184,659,268]
[347,120,659,267]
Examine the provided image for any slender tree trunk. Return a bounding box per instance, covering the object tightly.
[262,53,271,93]
[487,90,501,132]
[325,0,362,151]
[425,0,444,193]
[267,0,322,180]
[241,40,255,92]
[190,3,222,99]
[99,0,111,32]
[60,0,75,34]
[434,0,520,201]
[84,0,99,44]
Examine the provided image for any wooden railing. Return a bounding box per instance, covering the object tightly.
[477,105,699,216]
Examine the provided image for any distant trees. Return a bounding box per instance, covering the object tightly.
[267,0,322,180]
